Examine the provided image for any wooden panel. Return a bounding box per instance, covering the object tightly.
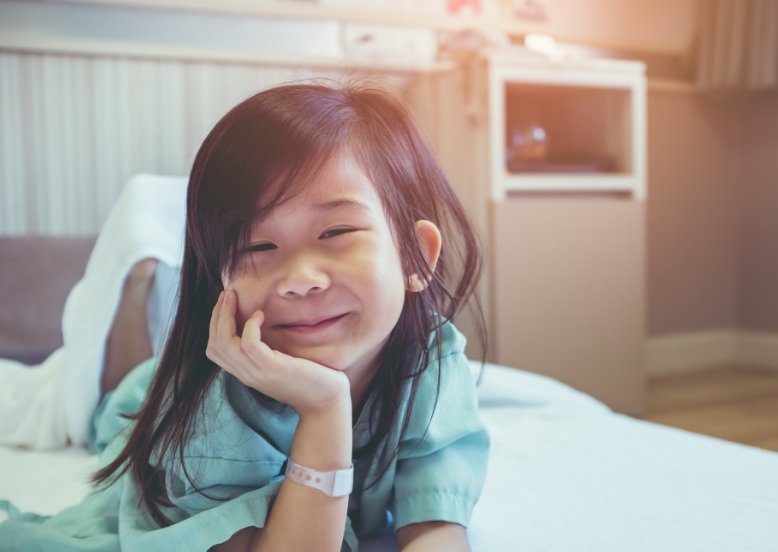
[491,197,646,414]
[644,365,778,452]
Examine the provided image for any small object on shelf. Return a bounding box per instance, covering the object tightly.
[510,0,547,21]
[343,23,438,66]
[507,123,548,163]
[447,0,481,15]
[484,0,547,20]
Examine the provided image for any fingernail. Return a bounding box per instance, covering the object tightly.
[218,291,225,303]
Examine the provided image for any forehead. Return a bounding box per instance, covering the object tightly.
[257,151,385,222]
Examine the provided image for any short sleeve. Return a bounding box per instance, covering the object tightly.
[119,458,359,551]
[112,372,361,552]
[118,469,286,552]
[114,374,296,551]
[391,326,490,530]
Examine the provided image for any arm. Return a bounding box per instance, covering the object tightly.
[247,397,352,551]
[211,400,352,552]
[397,521,470,552]
[208,291,352,552]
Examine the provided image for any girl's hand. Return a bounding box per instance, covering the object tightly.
[206,290,351,416]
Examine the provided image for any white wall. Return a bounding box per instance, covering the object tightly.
[0,0,421,235]
[0,0,342,62]
[541,0,697,53]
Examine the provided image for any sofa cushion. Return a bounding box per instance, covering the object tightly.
[0,236,96,364]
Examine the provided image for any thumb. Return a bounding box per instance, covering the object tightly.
[243,309,265,338]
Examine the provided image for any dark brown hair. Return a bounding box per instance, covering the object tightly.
[93,82,484,525]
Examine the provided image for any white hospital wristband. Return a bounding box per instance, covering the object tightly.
[285,459,354,497]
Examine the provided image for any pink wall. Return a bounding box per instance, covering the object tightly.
[543,0,697,53]
[540,0,778,337]
[647,91,741,335]
[490,0,777,338]
[740,95,778,332]
[648,90,778,336]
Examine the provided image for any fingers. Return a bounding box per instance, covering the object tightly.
[241,309,264,342]
[208,290,223,343]
[217,290,240,347]
[240,309,273,363]
[207,290,245,373]
[206,290,272,387]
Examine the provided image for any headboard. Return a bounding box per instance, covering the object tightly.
[0,236,96,364]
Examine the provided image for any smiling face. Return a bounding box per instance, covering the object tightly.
[225,151,409,389]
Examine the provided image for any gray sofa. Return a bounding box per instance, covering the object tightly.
[0,236,96,364]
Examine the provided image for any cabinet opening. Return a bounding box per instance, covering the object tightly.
[504,83,632,175]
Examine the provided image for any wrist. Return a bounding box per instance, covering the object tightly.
[292,394,353,471]
[295,379,352,420]
[285,458,353,497]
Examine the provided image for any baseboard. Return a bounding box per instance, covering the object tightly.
[646,331,778,375]
[646,331,739,375]
[738,332,778,370]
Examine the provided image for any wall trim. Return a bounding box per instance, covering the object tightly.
[646,330,778,375]
[738,332,778,370]
[0,1,451,72]
[646,331,738,375]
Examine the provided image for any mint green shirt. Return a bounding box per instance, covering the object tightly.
[0,322,489,551]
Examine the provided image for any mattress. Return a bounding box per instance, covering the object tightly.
[1,364,777,551]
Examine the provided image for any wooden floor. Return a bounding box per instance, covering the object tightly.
[642,365,778,452]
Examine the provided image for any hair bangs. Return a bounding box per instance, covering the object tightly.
[224,144,339,279]
[189,90,352,282]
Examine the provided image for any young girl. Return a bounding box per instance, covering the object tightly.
[0,82,489,551]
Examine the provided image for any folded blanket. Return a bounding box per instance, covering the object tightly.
[0,174,188,449]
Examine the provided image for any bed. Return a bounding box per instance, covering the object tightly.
[1,236,777,551]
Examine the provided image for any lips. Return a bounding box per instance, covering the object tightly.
[275,313,349,331]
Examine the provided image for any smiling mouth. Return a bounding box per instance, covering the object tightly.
[276,313,349,332]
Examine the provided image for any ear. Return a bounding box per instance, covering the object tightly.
[406,220,442,293]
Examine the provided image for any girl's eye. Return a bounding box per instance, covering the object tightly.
[320,227,356,239]
[245,242,277,253]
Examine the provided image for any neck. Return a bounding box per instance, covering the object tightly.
[346,360,380,419]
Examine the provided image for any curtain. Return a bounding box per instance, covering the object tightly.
[696,0,778,91]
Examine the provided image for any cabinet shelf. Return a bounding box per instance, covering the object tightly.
[502,173,639,194]
[486,48,647,201]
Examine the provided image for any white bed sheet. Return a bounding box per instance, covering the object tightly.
[1,364,777,551]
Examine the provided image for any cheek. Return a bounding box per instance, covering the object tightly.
[366,246,407,315]
[228,275,267,330]
[377,283,406,331]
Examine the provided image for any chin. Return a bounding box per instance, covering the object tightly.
[305,355,350,372]
[272,346,346,372]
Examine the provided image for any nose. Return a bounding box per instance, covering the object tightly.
[276,255,330,298]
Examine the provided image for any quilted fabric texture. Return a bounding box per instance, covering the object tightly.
[0,237,95,364]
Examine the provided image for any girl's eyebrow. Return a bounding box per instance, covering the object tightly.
[313,198,373,214]
[249,198,373,233]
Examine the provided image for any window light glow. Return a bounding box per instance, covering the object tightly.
[524,33,557,55]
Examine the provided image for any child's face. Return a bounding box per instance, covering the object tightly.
[225,151,408,388]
